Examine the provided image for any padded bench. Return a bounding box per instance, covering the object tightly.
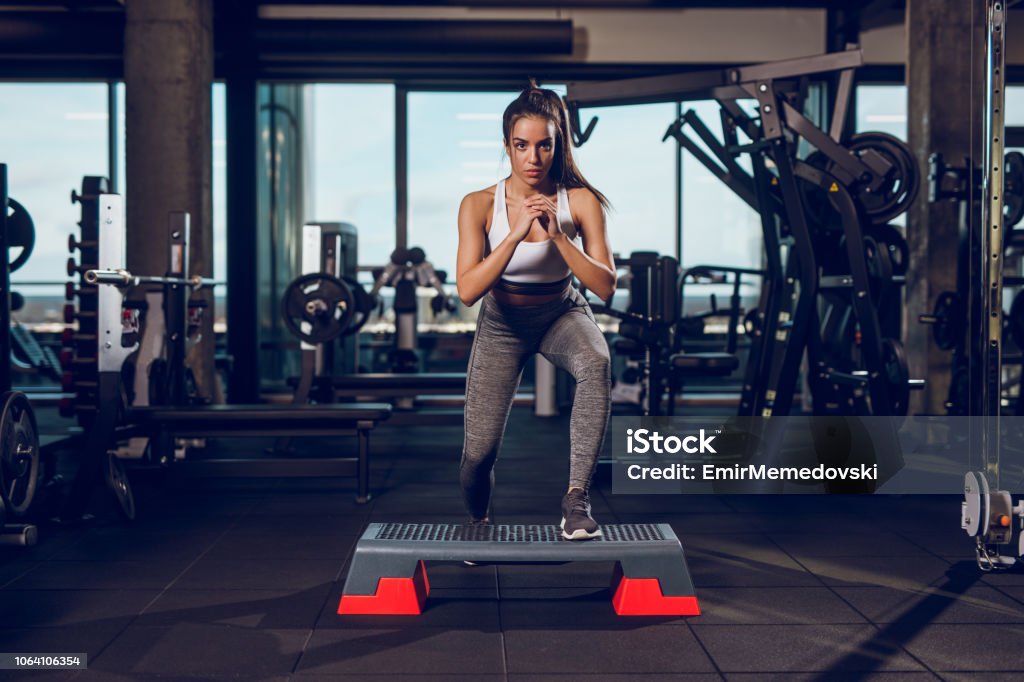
[670,352,739,375]
[125,403,392,502]
[291,373,468,415]
[313,373,467,397]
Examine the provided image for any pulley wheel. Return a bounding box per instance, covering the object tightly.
[963,471,990,538]
[281,273,356,345]
[6,198,36,273]
[0,391,40,519]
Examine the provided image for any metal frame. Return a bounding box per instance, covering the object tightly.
[106,81,119,191]
[981,0,1007,485]
[566,49,862,108]
[226,74,260,403]
[1,164,9,393]
[570,47,911,425]
[396,85,409,251]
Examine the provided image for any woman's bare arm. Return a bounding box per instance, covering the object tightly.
[455,190,532,307]
[549,189,617,301]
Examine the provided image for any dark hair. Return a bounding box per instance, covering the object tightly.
[502,82,610,210]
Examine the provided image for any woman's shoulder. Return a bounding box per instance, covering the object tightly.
[565,186,603,211]
[461,184,497,213]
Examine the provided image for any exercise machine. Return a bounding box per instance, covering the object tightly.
[289,243,466,420]
[596,252,744,416]
[59,194,392,522]
[567,47,922,421]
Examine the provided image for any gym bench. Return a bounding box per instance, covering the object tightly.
[299,372,467,425]
[312,372,465,398]
[126,403,391,503]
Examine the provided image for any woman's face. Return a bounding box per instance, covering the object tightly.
[506,116,557,188]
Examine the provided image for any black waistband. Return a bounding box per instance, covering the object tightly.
[494,276,571,295]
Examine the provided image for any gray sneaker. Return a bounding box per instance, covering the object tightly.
[560,489,602,540]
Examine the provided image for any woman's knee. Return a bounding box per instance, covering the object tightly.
[573,349,611,383]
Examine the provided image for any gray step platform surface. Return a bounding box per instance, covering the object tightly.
[342,521,696,599]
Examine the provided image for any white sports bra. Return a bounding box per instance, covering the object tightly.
[487,180,584,283]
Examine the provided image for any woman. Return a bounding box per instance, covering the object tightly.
[455,85,616,540]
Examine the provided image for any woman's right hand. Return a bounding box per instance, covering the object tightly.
[508,199,544,243]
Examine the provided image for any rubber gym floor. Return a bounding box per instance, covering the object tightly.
[2,406,1023,681]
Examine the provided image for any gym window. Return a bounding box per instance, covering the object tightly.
[406,90,511,281]
[679,100,763,272]
[2,82,109,337]
[311,84,396,274]
[573,102,679,263]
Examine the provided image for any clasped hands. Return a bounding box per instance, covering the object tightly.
[508,194,564,243]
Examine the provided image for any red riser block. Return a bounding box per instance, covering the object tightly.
[610,564,700,617]
[337,560,430,615]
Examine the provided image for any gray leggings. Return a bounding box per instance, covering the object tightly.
[459,287,611,519]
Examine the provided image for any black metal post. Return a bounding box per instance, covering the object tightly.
[0,164,10,393]
[226,76,259,402]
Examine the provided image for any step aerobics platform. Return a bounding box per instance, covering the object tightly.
[339,522,699,616]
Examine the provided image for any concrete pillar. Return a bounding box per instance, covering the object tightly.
[124,0,216,401]
[905,0,985,414]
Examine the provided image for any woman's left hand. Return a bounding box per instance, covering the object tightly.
[525,194,560,239]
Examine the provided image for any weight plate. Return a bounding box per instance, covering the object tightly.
[864,235,894,301]
[1004,151,1024,228]
[867,224,910,277]
[844,132,920,224]
[0,391,40,518]
[964,471,990,538]
[407,247,426,265]
[106,451,136,522]
[341,275,374,337]
[389,247,411,265]
[881,338,910,417]
[6,198,36,273]
[281,273,356,345]
[932,291,965,351]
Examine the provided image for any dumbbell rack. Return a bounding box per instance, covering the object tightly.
[59,177,109,428]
